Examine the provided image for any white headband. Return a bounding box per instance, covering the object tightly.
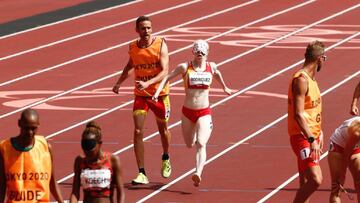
[193,40,209,56]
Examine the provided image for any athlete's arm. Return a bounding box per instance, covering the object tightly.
[113,58,134,94]
[211,62,231,95]
[293,76,322,159]
[350,81,360,115]
[111,155,125,203]
[69,156,82,203]
[138,39,169,90]
[153,63,187,100]
[0,151,6,203]
[48,143,64,203]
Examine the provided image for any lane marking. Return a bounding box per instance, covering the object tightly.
[0,0,144,40]
[1,0,315,88]
[137,69,360,203]
[55,30,360,185]
[257,70,360,203]
[0,0,313,118]
[0,0,203,61]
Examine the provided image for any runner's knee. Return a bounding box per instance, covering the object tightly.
[134,128,143,138]
[312,175,322,187]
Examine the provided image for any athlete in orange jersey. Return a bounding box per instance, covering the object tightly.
[112,16,171,184]
[0,109,63,203]
[350,81,360,116]
[288,41,326,203]
[70,121,125,203]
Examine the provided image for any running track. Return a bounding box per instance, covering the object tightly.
[0,0,359,202]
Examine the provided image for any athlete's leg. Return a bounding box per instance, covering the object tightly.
[133,113,147,169]
[156,119,171,155]
[328,151,346,203]
[293,165,322,203]
[348,153,360,202]
[194,115,212,177]
[181,113,196,148]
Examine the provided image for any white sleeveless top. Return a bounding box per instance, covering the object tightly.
[330,116,360,148]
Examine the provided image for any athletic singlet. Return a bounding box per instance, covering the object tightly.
[183,61,214,89]
[129,36,169,96]
[330,116,360,148]
[80,152,113,198]
[0,136,52,203]
[288,69,322,138]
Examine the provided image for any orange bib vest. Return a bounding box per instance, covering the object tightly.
[0,136,52,202]
[129,36,169,97]
[288,70,322,138]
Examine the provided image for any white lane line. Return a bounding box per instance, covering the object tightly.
[0,0,143,40]
[0,0,202,61]
[0,0,312,119]
[0,0,300,88]
[257,152,329,203]
[257,71,360,203]
[55,30,360,185]
[137,69,360,203]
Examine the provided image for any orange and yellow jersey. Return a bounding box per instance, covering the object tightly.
[0,136,52,203]
[288,69,322,138]
[129,36,169,97]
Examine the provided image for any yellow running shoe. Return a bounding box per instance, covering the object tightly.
[161,159,172,178]
[132,173,149,185]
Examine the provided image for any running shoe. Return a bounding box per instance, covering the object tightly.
[161,159,172,178]
[132,172,149,185]
[192,174,201,187]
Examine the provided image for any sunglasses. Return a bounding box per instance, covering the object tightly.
[195,50,206,56]
[320,55,327,61]
[81,139,98,151]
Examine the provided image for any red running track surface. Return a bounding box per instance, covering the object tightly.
[1,0,360,202]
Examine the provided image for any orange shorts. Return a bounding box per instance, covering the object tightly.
[290,134,320,172]
[329,140,360,155]
[133,95,170,122]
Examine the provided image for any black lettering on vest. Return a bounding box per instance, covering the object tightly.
[8,190,42,201]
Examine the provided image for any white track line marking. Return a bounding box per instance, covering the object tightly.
[137,68,360,203]
[257,70,360,203]
[0,0,143,40]
[0,0,202,61]
[55,31,360,185]
[0,0,312,119]
[3,0,312,88]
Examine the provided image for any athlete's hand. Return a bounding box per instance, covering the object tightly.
[224,87,232,95]
[136,81,150,90]
[310,141,322,161]
[113,84,120,94]
[350,104,359,115]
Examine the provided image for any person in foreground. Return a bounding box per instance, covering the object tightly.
[153,39,231,186]
[328,116,360,203]
[69,121,125,203]
[288,40,326,203]
[112,15,171,184]
[0,108,63,203]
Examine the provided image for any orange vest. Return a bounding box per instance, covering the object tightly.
[129,36,169,96]
[0,136,52,203]
[288,70,322,138]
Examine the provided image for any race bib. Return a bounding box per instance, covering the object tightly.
[80,169,111,189]
[188,71,212,87]
[300,147,310,160]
